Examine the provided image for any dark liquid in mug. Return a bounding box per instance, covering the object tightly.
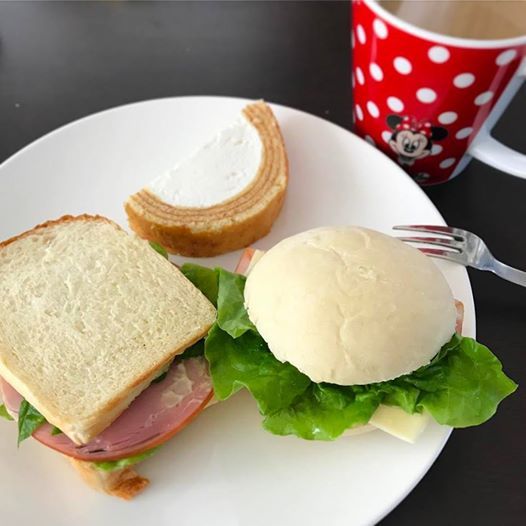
[378,0,526,40]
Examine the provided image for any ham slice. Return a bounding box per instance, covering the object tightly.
[455,299,464,334]
[0,379,21,419]
[235,247,256,275]
[0,357,212,461]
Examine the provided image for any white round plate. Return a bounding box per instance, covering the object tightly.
[0,97,474,526]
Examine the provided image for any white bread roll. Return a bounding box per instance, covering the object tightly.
[244,226,456,385]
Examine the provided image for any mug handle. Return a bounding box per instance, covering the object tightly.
[468,57,526,178]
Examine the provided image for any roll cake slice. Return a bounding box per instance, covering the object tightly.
[125,100,288,257]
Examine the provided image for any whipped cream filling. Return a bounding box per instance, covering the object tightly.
[147,114,263,208]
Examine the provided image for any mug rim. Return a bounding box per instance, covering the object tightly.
[363,0,526,49]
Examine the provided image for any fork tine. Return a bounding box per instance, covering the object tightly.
[393,225,466,240]
[417,247,466,264]
[397,236,463,251]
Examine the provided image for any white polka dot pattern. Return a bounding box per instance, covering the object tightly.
[474,91,493,105]
[366,101,380,118]
[370,63,383,81]
[496,49,517,66]
[431,144,443,156]
[387,96,404,112]
[355,104,364,121]
[455,127,473,140]
[393,57,412,75]
[438,111,457,125]
[453,73,475,88]
[416,88,437,104]
[373,19,388,39]
[356,67,365,85]
[439,158,456,169]
[357,24,366,44]
[428,46,450,64]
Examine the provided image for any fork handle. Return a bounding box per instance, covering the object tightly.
[491,260,526,287]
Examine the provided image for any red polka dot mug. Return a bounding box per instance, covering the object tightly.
[352,0,526,185]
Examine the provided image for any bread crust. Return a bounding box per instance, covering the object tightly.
[69,458,149,500]
[0,214,116,250]
[125,100,288,257]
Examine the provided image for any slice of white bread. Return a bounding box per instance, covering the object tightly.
[0,215,216,445]
[125,100,288,257]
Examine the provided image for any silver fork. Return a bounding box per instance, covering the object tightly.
[393,225,526,287]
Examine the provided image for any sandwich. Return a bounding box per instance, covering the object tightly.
[125,100,288,257]
[181,226,517,442]
[0,215,216,499]
[0,220,517,500]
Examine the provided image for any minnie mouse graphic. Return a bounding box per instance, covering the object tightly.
[387,115,448,167]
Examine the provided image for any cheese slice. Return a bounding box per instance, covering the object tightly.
[369,405,430,443]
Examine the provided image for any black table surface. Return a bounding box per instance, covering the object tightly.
[1,2,524,525]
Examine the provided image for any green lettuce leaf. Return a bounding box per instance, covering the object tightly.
[93,447,160,472]
[187,265,518,440]
[149,241,169,259]
[0,403,14,421]
[181,263,219,306]
[151,371,168,384]
[181,264,255,337]
[414,335,517,427]
[216,269,256,338]
[205,324,310,414]
[18,400,46,445]
[263,383,381,440]
[51,426,63,436]
[180,339,205,359]
[206,325,517,439]
[372,380,421,414]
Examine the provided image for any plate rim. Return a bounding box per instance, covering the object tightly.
[0,95,475,525]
